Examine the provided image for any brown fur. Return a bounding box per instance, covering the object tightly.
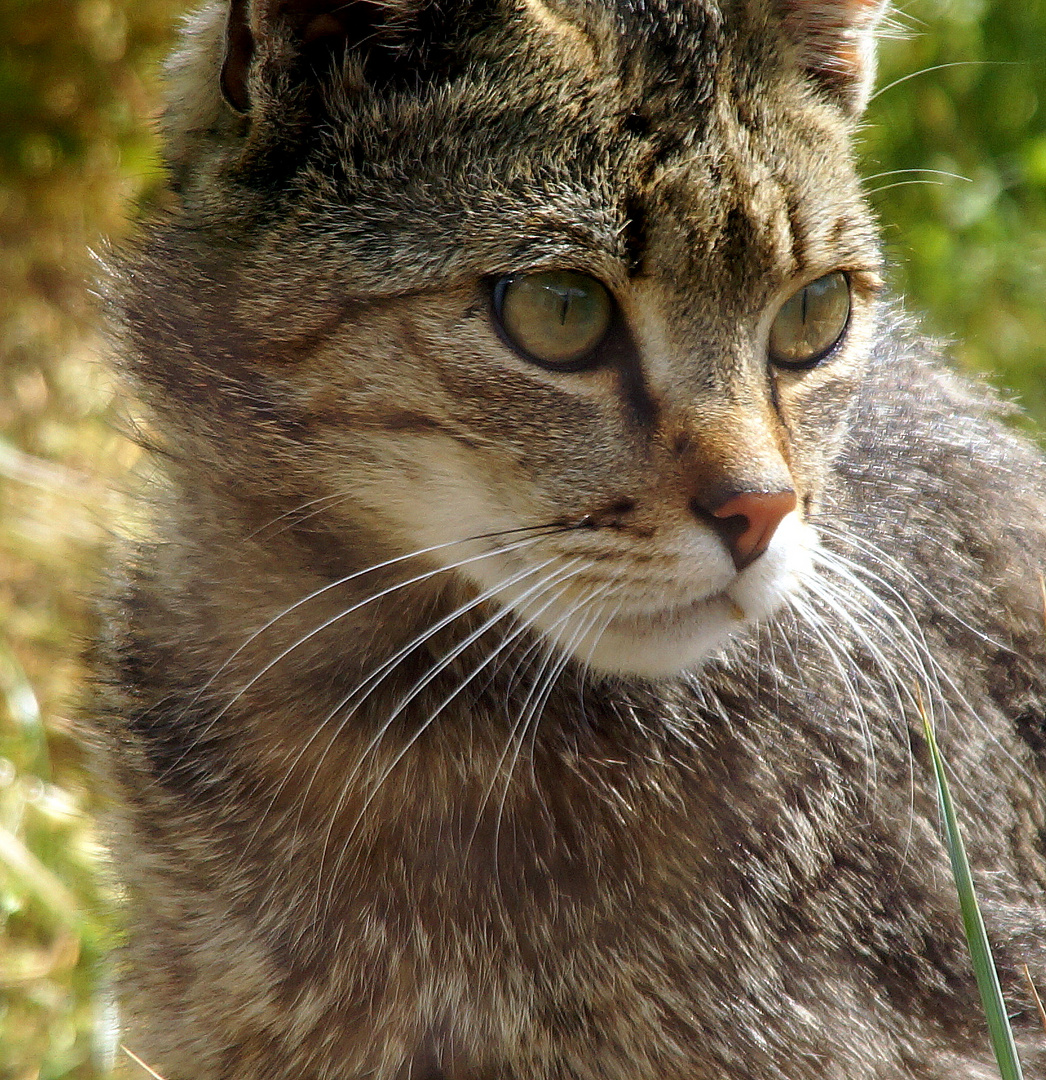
[93,1,1046,1077]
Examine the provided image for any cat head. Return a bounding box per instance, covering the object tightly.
[125,0,886,677]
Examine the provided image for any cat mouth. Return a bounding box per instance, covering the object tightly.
[513,513,814,678]
[617,591,749,631]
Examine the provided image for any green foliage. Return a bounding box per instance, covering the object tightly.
[864,0,1046,426]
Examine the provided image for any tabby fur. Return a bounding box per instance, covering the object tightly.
[92,1,1046,1076]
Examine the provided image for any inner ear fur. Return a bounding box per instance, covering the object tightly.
[221,0,428,113]
[775,0,888,114]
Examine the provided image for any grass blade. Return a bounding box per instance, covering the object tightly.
[1022,964,1046,1035]
[921,708,1025,1080]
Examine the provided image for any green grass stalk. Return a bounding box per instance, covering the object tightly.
[921,709,1025,1080]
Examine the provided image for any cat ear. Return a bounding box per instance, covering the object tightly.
[776,0,889,114]
[220,0,426,113]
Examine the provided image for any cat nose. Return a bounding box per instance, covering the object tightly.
[709,490,798,571]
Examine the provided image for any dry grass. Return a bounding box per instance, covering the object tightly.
[1,3,179,1073]
[0,344,134,1077]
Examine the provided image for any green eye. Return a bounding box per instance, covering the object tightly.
[494,270,613,369]
[769,271,851,369]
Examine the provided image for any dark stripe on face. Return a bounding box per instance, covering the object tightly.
[717,204,764,294]
[785,193,809,274]
[829,215,852,248]
[603,320,659,430]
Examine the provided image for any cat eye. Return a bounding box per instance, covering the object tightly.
[493,270,613,369]
[769,272,851,369]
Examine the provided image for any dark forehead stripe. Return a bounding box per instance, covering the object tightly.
[609,0,725,276]
[612,0,723,106]
[785,192,810,274]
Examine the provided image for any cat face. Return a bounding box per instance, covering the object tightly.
[284,169,879,676]
[132,0,884,677]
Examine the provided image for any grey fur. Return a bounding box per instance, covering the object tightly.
[92,1,1046,1077]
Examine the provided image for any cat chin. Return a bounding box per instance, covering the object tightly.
[537,514,815,679]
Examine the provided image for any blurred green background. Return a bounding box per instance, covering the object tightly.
[862,0,1046,421]
[1,1,1044,1076]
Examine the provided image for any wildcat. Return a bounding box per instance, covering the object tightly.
[92,0,1046,1077]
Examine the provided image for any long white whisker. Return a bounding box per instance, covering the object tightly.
[811,545,945,721]
[866,179,949,194]
[863,168,972,185]
[243,490,354,541]
[812,534,1033,797]
[340,558,584,801]
[800,570,925,726]
[480,613,576,863]
[493,586,616,859]
[185,531,559,749]
[523,588,628,842]
[818,523,1007,650]
[868,60,1007,103]
[477,581,616,856]
[787,590,880,797]
[174,524,569,730]
[313,556,563,747]
[794,577,921,870]
[243,555,566,861]
[314,559,587,914]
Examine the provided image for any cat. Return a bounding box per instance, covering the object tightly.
[91,0,1046,1077]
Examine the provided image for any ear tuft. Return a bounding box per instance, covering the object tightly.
[777,0,888,114]
[220,0,429,114]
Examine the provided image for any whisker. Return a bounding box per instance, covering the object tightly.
[812,549,964,732]
[480,613,576,863]
[863,168,972,185]
[476,581,617,858]
[810,546,946,731]
[495,587,617,849]
[817,522,1006,650]
[259,555,566,859]
[180,530,564,754]
[811,531,1033,802]
[175,522,574,731]
[794,552,969,824]
[242,490,356,542]
[796,574,921,869]
[868,60,1008,103]
[786,590,880,797]
[866,179,950,194]
[338,557,584,796]
[800,569,924,725]
[314,559,587,915]
[796,551,945,859]
[526,589,629,836]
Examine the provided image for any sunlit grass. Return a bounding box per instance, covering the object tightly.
[0,348,131,1080]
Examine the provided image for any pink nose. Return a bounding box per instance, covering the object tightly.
[711,490,798,570]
